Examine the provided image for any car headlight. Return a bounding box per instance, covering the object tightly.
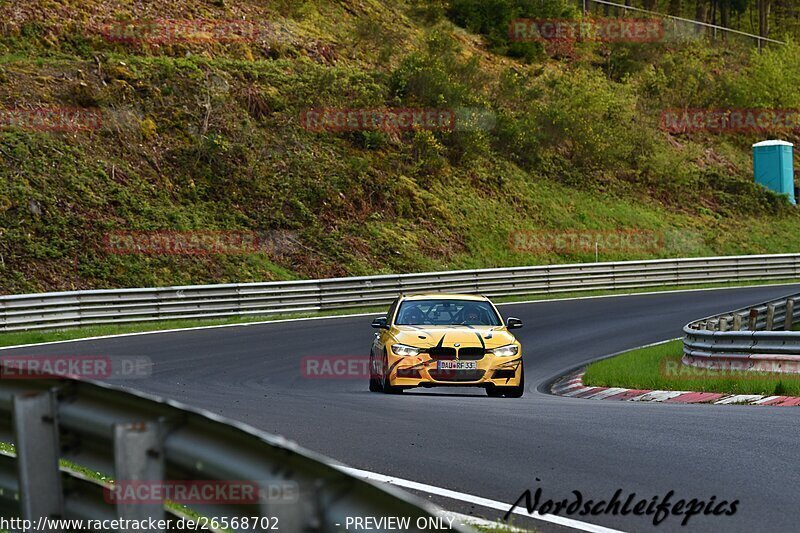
[391,344,421,357]
[491,344,519,357]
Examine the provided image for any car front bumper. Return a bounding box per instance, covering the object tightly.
[386,352,523,388]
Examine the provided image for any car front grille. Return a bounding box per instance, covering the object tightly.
[428,369,485,382]
[426,347,485,360]
[457,347,485,360]
[427,347,457,360]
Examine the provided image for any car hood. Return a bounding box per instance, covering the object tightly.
[391,325,517,349]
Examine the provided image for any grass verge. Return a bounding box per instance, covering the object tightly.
[473,525,533,532]
[583,339,800,397]
[2,279,799,349]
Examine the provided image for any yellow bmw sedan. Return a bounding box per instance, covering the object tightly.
[369,294,524,397]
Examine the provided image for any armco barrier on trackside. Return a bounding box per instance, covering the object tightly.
[683,292,800,373]
[3,253,800,332]
[0,375,473,531]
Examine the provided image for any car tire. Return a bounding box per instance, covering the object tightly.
[368,351,383,392]
[485,386,504,398]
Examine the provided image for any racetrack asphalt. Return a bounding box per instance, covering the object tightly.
[4,284,800,532]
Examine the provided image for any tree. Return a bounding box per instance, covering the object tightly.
[695,0,708,23]
[757,0,771,37]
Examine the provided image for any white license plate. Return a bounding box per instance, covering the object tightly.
[438,361,477,370]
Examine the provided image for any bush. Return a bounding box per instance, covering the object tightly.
[408,0,447,25]
[631,43,727,109]
[446,0,577,59]
[724,40,800,108]
[535,68,643,171]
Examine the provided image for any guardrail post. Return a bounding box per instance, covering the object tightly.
[748,308,759,330]
[13,389,64,524]
[732,314,743,331]
[786,299,796,331]
[261,479,309,532]
[113,421,165,527]
[766,304,775,330]
[719,318,729,331]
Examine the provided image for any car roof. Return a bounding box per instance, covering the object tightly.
[400,293,489,302]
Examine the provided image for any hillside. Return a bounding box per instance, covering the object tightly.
[1,0,800,294]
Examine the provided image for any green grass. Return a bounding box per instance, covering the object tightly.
[473,525,533,533]
[2,1,800,296]
[2,279,799,349]
[583,339,800,397]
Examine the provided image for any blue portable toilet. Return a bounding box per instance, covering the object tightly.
[753,140,795,204]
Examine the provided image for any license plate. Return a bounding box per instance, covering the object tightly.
[438,361,477,370]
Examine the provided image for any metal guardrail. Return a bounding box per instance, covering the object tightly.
[4,254,800,332]
[584,0,785,49]
[683,292,800,369]
[0,375,473,532]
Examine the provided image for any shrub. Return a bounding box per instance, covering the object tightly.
[724,40,800,108]
[535,68,643,171]
[446,0,577,60]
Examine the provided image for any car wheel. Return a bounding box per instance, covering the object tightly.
[382,350,403,394]
[368,351,383,392]
[485,386,504,398]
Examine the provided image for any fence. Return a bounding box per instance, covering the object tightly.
[0,375,472,531]
[683,291,800,371]
[584,0,785,49]
[3,254,800,332]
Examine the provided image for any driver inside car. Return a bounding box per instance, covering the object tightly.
[460,304,484,325]
[400,306,425,325]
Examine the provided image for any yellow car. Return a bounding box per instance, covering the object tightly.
[369,294,525,397]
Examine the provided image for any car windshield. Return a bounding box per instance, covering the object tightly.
[395,299,502,326]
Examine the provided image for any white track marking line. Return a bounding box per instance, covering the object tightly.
[714,394,764,405]
[583,387,629,400]
[753,396,780,405]
[0,311,382,351]
[624,392,651,401]
[2,282,798,351]
[630,390,684,402]
[337,466,626,533]
[562,387,597,397]
[554,383,584,394]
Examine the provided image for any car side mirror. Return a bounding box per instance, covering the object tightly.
[371,317,389,329]
[506,317,523,329]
